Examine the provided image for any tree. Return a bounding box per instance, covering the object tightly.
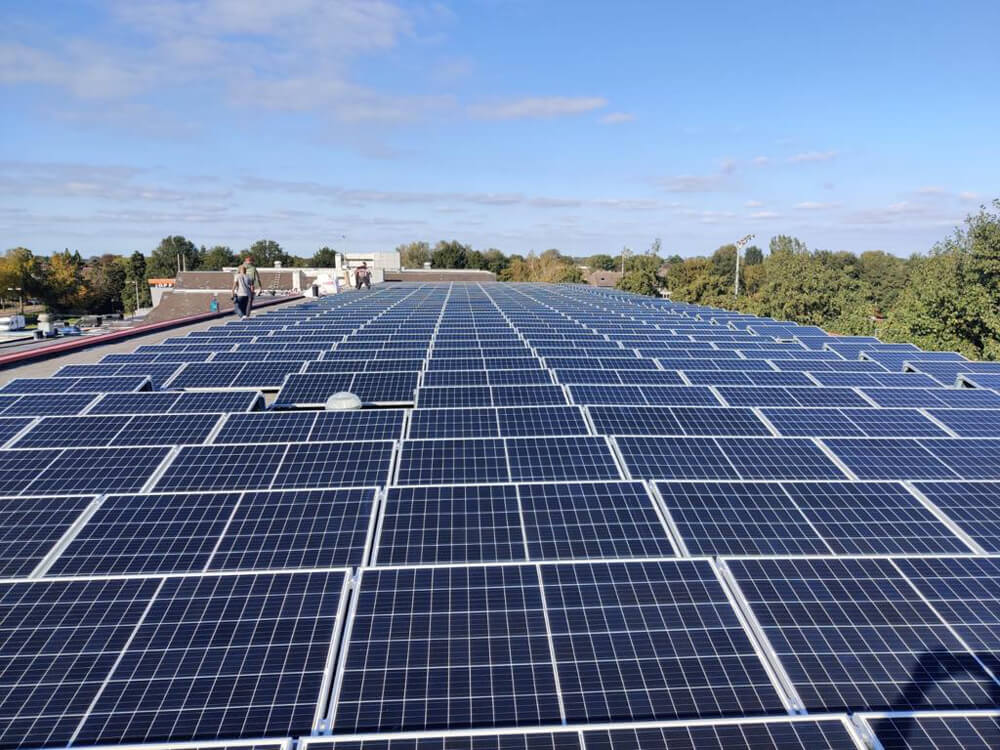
[122,251,151,315]
[665,254,684,266]
[148,236,199,277]
[769,235,808,257]
[617,269,661,296]
[585,254,617,271]
[480,249,509,275]
[965,199,1000,296]
[0,247,41,304]
[397,241,430,268]
[743,246,764,266]
[83,254,126,314]
[310,247,339,267]
[244,239,290,267]
[43,250,87,312]
[431,240,470,269]
[883,201,1000,358]
[200,245,238,270]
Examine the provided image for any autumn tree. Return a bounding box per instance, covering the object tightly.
[397,241,431,268]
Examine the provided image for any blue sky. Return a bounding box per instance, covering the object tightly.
[1,0,997,258]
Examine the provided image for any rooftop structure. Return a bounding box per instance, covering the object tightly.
[0,282,998,750]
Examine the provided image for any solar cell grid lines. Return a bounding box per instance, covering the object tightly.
[6,283,1000,749]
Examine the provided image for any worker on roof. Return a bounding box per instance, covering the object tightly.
[355,262,371,290]
[243,255,261,313]
[232,265,253,319]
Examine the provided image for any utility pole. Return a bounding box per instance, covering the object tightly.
[733,234,754,297]
[621,246,630,275]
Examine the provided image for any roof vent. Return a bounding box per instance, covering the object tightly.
[325,392,362,410]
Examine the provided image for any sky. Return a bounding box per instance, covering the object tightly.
[1,0,998,259]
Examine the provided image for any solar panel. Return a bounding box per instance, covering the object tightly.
[13,413,220,448]
[859,712,1000,750]
[0,417,32,445]
[73,570,349,745]
[894,556,1000,655]
[0,393,98,416]
[275,373,418,407]
[822,438,958,479]
[0,576,162,748]
[0,375,151,395]
[582,716,862,750]
[518,480,675,559]
[724,557,1000,712]
[781,481,971,554]
[616,436,740,479]
[215,410,405,444]
[154,441,394,491]
[541,560,787,722]
[315,731,582,749]
[655,481,831,556]
[507,437,621,481]
[49,491,238,575]
[331,560,785,734]
[913,481,1000,552]
[376,484,524,564]
[921,439,1000,479]
[0,495,93,576]
[89,390,263,415]
[205,487,375,569]
[926,408,1000,437]
[332,564,562,733]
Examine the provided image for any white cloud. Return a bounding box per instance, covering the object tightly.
[469,96,607,120]
[916,186,947,195]
[744,200,763,208]
[959,191,980,202]
[794,201,839,210]
[599,112,635,124]
[658,174,726,193]
[788,150,838,163]
[751,156,770,166]
[749,211,781,219]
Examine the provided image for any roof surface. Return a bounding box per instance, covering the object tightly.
[0,282,998,750]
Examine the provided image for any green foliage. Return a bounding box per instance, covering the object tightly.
[882,201,1000,358]
[431,240,471,269]
[121,251,151,314]
[200,245,238,271]
[83,254,126,314]
[397,241,431,268]
[148,236,199,278]
[310,247,339,267]
[479,249,509,274]
[617,269,660,296]
[769,235,808,256]
[743,246,764,265]
[243,239,290,268]
[586,254,617,271]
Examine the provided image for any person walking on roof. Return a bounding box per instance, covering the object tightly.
[355,262,371,290]
[232,265,253,319]
[243,255,262,314]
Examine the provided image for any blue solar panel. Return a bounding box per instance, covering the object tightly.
[862,713,1000,750]
[726,557,1000,712]
[616,436,740,479]
[73,570,348,745]
[822,438,959,479]
[913,481,1000,552]
[761,408,946,438]
[582,718,862,750]
[0,577,162,748]
[332,565,562,733]
[518,481,675,559]
[0,495,93,576]
[716,437,845,479]
[656,481,830,556]
[154,441,393,491]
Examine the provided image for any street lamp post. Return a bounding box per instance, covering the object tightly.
[733,234,755,298]
[7,287,23,316]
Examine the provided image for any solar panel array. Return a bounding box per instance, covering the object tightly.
[2,281,1000,749]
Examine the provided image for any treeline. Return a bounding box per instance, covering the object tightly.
[659,199,1000,360]
[0,237,338,315]
[397,240,584,282]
